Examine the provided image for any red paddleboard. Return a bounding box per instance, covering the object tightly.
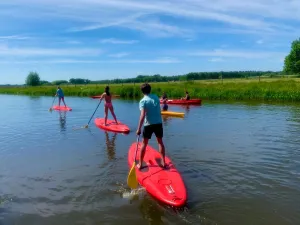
[91,95,120,99]
[160,99,201,105]
[94,118,130,134]
[52,105,72,111]
[91,95,102,99]
[128,142,187,207]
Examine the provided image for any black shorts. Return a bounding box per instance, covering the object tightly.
[143,123,163,139]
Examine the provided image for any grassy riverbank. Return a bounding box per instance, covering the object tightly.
[1,78,300,102]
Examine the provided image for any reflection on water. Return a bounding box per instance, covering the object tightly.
[105,132,117,160]
[179,105,190,114]
[58,111,67,131]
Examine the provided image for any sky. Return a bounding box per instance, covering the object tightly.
[0,0,300,84]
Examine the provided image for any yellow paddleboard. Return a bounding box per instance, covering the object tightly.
[161,111,185,117]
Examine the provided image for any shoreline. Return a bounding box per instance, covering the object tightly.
[1,79,300,102]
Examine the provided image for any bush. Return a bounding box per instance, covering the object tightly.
[25,72,40,86]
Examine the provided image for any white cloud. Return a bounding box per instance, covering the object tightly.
[66,40,81,44]
[0,45,102,56]
[2,0,299,38]
[209,57,225,62]
[256,39,264,44]
[0,35,30,40]
[100,38,139,44]
[108,52,130,58]
[189,49,286,59]
[0,57,181,64]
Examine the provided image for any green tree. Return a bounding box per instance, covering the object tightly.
[52,80,68,85]
[40,80,50,85]
[25,72,40,86]
[283,38,300,74]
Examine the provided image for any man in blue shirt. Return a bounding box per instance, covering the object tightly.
[55,86,67,107]
[136,83,166,170]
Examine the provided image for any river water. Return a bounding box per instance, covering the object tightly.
[0,95,299,225]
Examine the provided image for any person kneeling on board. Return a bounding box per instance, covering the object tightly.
[55,86,67,107]
[99,86,118,126]
[161,92,168,111]
[136,83,166,170]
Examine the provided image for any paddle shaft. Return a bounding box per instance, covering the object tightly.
[50,96,56,108]
[87,99,102,125]
[134,135,140,163]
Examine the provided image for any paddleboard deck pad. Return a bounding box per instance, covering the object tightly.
[128,142,187,207]
[94,118,130,134]
[52,105,72,111]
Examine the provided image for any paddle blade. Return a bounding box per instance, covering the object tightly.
[127,162,138,189]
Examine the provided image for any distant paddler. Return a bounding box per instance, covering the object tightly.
[55,86,67,107]
[181,91,190,101]
[160,92,168,111]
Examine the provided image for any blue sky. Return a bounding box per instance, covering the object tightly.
[0,0,299,84]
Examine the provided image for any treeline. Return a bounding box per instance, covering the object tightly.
[26,71,283,86]
[85,71,282,85]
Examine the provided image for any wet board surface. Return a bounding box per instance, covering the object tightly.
[94,118,130,134]
[52,105,72,111]
[128,142,187,207]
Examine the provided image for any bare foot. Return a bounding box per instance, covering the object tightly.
[160,157,166,169]
[136,163,142,170]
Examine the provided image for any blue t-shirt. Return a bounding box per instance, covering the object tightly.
[139,93,162,126]
[56,89,64,97]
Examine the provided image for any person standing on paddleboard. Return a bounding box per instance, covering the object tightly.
[160,92,168,111]
[99,86,118,126]
[55,86,67,107]
[136,83,166,170]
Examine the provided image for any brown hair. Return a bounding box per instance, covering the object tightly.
[105,86,110,96]
[140,83,151,94]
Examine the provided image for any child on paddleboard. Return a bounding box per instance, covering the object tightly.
[99,86,118,126]
[55,86,67,107]
[136,83,166,170]
[161,92,168,111]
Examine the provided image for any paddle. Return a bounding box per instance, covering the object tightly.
[73,99,102,130]
[49,96,56,111]
[127,135,140,189]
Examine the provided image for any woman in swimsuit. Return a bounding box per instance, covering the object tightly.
[100,86,118,126]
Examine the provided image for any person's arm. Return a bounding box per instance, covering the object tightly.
[99,92,106,101]
[137,109,146,135]
[136,101,146,135]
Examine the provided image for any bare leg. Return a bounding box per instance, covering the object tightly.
[137,138,148,170]
[104,106,108,126]
[109,106,118,124]
[62,98,67,107]
[157,137,166,168]
[58,98,61,106]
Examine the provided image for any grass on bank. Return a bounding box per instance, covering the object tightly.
[1,77,300,102]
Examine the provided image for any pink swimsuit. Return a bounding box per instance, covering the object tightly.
[105,102,112,108]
